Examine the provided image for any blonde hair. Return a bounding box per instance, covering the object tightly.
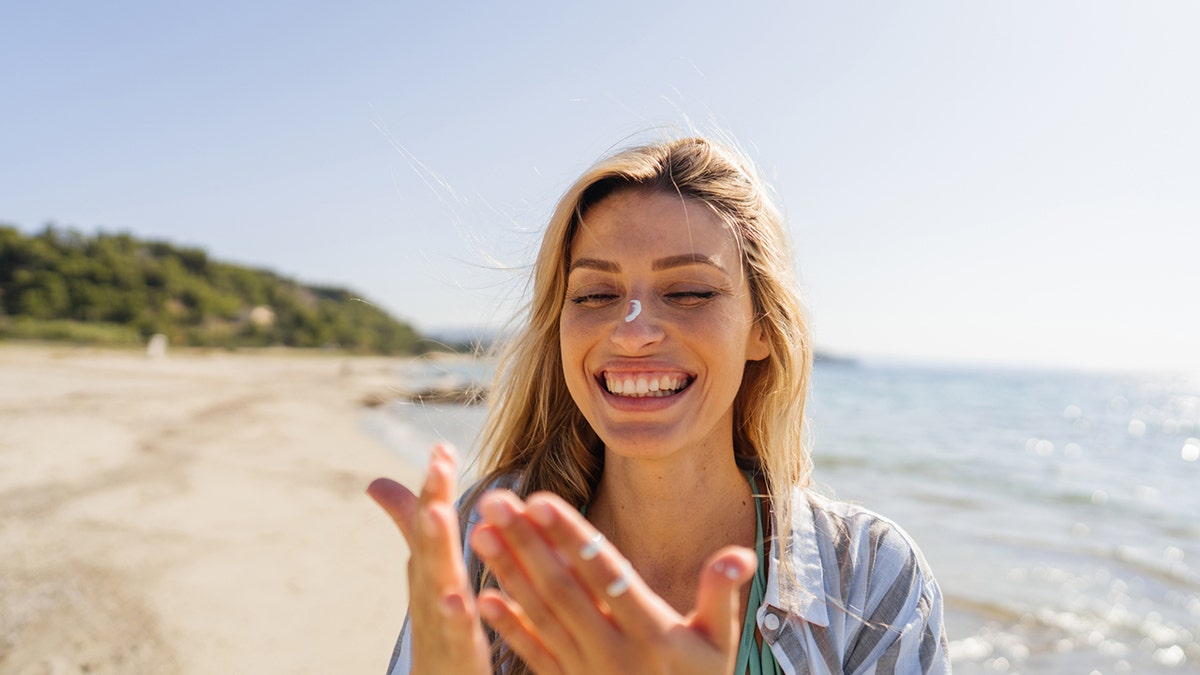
[462,136,814,669]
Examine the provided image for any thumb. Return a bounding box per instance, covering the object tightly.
[688,546,758,653]
[367,477,419,540]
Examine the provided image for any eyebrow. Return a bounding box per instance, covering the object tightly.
[567,253,730,275]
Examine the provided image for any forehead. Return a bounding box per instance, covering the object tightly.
[568,189,740,265]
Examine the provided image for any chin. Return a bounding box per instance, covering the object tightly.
[593,425,713,464]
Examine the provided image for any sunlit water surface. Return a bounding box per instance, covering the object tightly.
[363,360,1200,674]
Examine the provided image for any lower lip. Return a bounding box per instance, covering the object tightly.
[597,380,691,411]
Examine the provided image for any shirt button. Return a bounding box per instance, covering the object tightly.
[763,612,781,631]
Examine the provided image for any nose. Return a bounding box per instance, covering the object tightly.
[609,300,665,352]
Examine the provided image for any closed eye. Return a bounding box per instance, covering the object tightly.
[569,293,620,306]
[666,291,720,306]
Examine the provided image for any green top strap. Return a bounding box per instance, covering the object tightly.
[735,472,782,675]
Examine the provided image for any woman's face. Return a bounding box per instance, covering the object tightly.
[559,188,769,463]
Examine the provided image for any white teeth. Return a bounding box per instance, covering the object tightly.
[603,373,690,398]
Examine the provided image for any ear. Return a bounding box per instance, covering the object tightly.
[745,321,771,362]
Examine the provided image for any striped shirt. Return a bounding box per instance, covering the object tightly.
[760,488,949,674]
[387,487,950,674]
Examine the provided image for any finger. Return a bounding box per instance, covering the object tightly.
[367,450,464,599]
[419,442,459,504]
[420,501,472,595]
[471,504,597,651]
[374,446,490,672]
[413,445,462,586]
[689,546,757,652]
[366,477,418,540]
[478,591,565,675]
[522,492,673,635]
[366,442,458,539]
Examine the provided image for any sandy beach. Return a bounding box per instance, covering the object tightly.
[0,344,422,674]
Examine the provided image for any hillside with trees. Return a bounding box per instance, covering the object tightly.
[0,224,422,353]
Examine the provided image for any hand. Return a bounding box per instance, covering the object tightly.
[468,490,757,675]
[367,444,491,675]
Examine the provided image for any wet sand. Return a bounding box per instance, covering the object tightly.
[0,344,420,674]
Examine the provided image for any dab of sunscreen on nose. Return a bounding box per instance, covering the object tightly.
[624,299,642,323]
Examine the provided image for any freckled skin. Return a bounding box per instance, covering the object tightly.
[560,189,770,462]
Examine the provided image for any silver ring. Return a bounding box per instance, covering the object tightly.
[580,532,604,561]
[605,561,633,598]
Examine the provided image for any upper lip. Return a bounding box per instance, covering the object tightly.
[596,360,695,378]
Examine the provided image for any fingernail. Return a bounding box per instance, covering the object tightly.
[529,501,554,526]
[478,601,500,622]
[426,459,445,482]
[484,497,513,527]
[473,528,501,557]
[724,563,742,580]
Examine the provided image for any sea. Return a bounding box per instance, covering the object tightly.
[361,358,1200,674]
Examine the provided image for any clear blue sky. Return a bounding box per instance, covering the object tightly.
[3,1,1197,372]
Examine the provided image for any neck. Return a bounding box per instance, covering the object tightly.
[587,447,756,610]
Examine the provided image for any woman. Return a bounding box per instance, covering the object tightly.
[369,137,950,674]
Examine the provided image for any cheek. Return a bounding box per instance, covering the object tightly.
[689,299,754,338]
[558,310,595,383]
[698,306,761,372]
[558,309,586,354]
[559,305,612,345]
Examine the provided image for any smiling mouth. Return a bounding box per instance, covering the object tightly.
[601,372,694,398]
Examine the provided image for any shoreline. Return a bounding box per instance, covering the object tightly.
[0,344,422,674]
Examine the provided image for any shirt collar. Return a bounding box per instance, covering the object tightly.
[764,487,830,627]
